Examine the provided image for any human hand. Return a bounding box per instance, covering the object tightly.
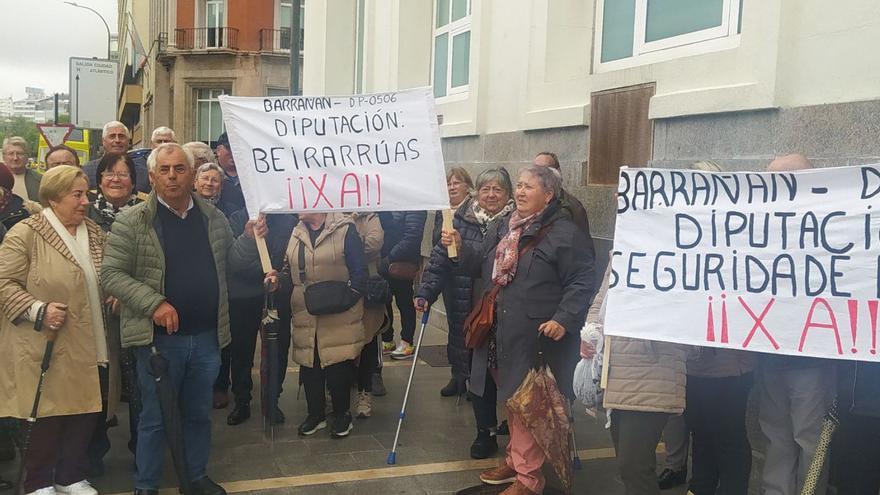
[264,270,279,293]
[152,301,179,334]
[538,320,566,341]
[244,214,268,239]
[580,340,596,359]
[44,303,68,337]
[414,297,429,313]
[440,228,461,252]
[105,296,120,315]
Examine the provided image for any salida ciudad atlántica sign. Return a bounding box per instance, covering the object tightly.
[605,165,880,362]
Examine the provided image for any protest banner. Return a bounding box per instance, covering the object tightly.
[218,88,450,218]
[604,165,880,362]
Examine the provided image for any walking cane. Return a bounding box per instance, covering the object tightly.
[568,401,582,470]
[17,328,60,494]
[387,309,431,465]
[799,400,840,495]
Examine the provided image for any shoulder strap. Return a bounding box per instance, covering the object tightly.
[517,221,554,258]
[298,241,306,284]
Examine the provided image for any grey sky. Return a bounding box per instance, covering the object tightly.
[0,0,117,100]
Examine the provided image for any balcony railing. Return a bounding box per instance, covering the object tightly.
[175,27,239,50]
[259,28,303,52]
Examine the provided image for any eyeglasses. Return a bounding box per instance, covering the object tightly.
[102,172,131,180]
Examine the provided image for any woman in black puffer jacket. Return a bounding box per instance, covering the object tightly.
[416,168,514,459]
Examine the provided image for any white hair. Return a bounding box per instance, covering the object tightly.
[182,141,217,165]
[147,142,195,172]
[151,126,177,142]
[102,121,130,139]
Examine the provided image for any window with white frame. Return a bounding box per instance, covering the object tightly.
[279,0,305,51]
[596,0,742,69]
[196,88,226,143]
[204,0,226,48]
[354,0,366,93]
[432,0,471,98]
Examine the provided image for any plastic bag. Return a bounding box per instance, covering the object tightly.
[573,321,604,412]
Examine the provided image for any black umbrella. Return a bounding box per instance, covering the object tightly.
[16,327,60,494]
[259,289,281,440]
[148,347,192,495]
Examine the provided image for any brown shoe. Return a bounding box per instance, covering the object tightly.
[479,464,517,485]
[499,481,537,495]
[213,390,229,409]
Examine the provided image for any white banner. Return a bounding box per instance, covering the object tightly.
[219,88,450,217]
[605,165,880,362]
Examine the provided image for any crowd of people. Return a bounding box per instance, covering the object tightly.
[0,122,877,495]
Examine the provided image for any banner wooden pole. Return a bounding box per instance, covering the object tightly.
[256,235,273,273]
[441,209,457,258]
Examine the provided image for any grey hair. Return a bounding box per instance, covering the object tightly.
[102,121,130,139]
[475,168,513,198]
[195,162,223,179]
[518,164,562,198]
[182,141,217,165]
[151,126,177,142]
[147,142,194,172]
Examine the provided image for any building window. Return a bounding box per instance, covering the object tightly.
[279,0,305,51]
[596,0,742,69]
[354,0,366,93]
[432,0,471,98]
[204,0,226,48]
[196,89,226,143]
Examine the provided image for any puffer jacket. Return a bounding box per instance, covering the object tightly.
[345,212,386,337]
[417,196,484,383]
[101,193,234,349]
[594,262,690,414]
[379,210,427,262]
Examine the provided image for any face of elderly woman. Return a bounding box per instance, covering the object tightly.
[100,159,134,205]
[52,177,90,227]
[195,169,222,199]
[477,179,509,215]
[515,171,553,217]
[447,176,469,207]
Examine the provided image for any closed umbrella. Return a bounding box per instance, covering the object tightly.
[506,342,573,494]
[148,347,191,495]
[799,400,840,495]
[259,289,281,440]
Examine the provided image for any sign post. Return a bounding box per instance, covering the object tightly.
[69,57,118,129]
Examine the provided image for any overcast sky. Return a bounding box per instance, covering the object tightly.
[0,0,117,100]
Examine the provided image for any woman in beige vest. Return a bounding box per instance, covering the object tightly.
[275,212,369,439]
[0,166,118,495]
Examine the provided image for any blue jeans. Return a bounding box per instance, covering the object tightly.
[134,332,221,490]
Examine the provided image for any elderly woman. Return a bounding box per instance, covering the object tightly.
[88,152,142,230]
[267,213,368,438]
[193,162,239,218]
[442,165,595,495]
[447,167,473,210]
[417,168,514,457]
[0,165,117,495]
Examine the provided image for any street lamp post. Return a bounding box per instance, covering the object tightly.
[64,1,112,60]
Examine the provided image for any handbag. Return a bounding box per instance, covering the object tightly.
[385,261,420,281]
[463,223,553,350]
[299,241,361,316]
[364,275,392,307]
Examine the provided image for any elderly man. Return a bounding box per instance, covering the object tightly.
[2,136,40,201]
[758,153,836,495]
[45,144,80,169]
[150,126,177,148]
[214,132,245,216]
[83,121,151,193]
[102,143,232,495]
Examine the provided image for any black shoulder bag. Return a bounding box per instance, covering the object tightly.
[299,239,361,316]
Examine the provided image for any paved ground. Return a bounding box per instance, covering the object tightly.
[0,309,698,495]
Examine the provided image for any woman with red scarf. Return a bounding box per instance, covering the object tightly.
[442,165,595,495]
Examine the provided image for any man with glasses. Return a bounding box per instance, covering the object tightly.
[1,136,40,201]
[45,145,81,169]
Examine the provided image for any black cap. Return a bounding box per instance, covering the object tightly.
[216,132,229,148]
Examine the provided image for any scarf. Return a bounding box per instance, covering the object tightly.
[93,193,139,223]
[472,199,515,234]
[491,208,544,286]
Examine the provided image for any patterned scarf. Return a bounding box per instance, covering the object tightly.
[491,208,544,286]
[472,199,515,234]
[93,193,139,223]
[0,186,10,215]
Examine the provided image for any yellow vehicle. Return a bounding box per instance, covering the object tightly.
[36,128,91,171]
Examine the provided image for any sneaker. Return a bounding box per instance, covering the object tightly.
[297,415,327,436]
[382,341,396,354]
[27,488,57,495]
[355,391,372,418]
[371,373,387,397]
[390,341,415,360]
[330,412,353,438]
[479,464,517,485]
[470,428,498,459]
[54,480,97,495]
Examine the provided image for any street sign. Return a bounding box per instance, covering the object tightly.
[36,123,75,147]
[69,57,118,129]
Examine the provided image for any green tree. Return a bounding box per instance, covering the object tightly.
[0,117,40,156]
